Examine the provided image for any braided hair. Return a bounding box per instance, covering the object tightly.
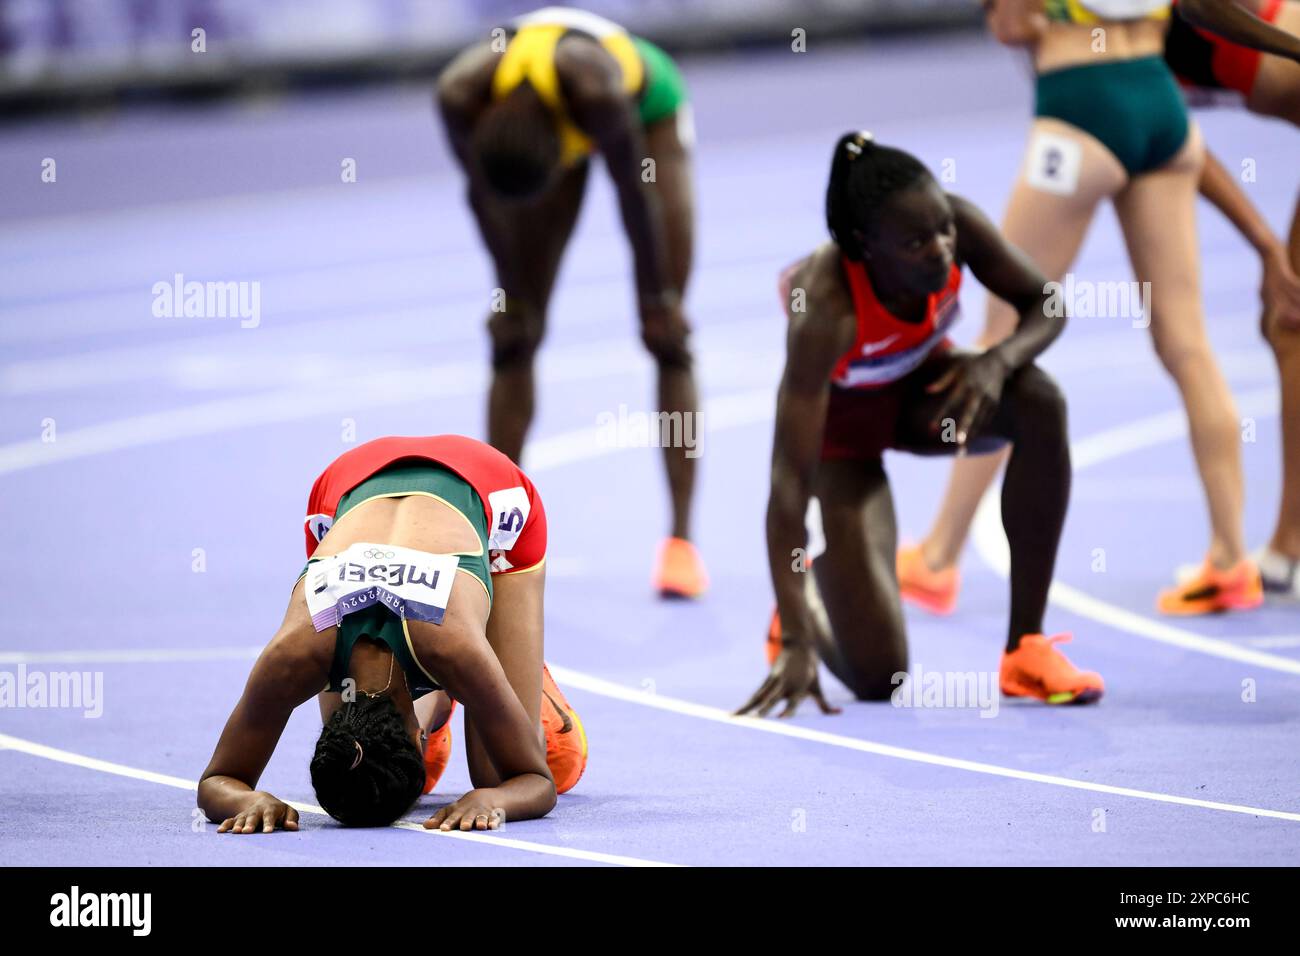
[825,131,933,261]
[311,693,426,827]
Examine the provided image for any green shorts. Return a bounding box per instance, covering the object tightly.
[633,36,688,127]
[298,462,494,697]
[1035,55,1189,177]
[301,461,493,601]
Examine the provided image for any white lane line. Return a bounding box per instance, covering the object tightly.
[1243,636,1300,649]
[524,381,1300,678]
[0,332,782,475]
[7,649,1297,822]
[0,345,587,476]
[2,338,1294,822]
[546,667,1300,822]
[970,385,1300,676]
[0,732,676,867]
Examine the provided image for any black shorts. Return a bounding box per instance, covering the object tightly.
[821,348,1009,462]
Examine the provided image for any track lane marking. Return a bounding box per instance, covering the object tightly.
[0,732,678,867]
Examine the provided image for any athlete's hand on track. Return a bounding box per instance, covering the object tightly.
[216,794,299,834]
[927,351,1012,449]
[1261,247,1300,330]
[735,644,840,719]
[425,789,507,832]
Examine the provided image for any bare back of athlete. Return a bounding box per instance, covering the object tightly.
[198,494,555,833]
[311,496,487,731]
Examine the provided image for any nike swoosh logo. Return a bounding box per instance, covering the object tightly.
[543,690,573,734]
[860,334,902,356]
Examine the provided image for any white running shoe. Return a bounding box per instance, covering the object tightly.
[1255,547,1300,598]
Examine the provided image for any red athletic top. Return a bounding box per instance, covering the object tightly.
[303,435,547,574]
[830,256,962,389]
[1170,0,1282,96]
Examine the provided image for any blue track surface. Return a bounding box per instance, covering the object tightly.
[1,33,1297,866]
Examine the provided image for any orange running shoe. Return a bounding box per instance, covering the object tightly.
[654,537,709,599]
[765,606,782,665]
[421,698,455,795]
[541,664,588,794]
[766,554,816,664]
[1156,558,1264,616]
[999,634,1104,705]
[896,543,960,615]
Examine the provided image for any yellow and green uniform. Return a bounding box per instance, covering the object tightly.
[490,6,689,166]
[1036,1,1187,176]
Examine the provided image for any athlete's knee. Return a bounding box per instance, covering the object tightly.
[1265,312,1300,356]
[488,308,544,370]
[830,624,908,701]
[1151,331,1216,380]
[846,660,909,702]
[640,321,693,369]
[1004,364,1068,437]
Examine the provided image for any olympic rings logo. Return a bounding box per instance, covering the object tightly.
[362,549,395,559]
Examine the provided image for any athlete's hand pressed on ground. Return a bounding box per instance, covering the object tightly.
[425,789,507,832]
[927,351,1012,448]
[736,644,840,719]
[216,794,299,834]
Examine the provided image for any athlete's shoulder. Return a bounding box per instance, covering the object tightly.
[553,31,625,104]
[783,244,856,375]
[947,191,993,269]
[792,243,856,324]
[436,40,498,114]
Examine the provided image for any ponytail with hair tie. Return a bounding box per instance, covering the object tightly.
[826,131,875,261]
[824,130,932,262]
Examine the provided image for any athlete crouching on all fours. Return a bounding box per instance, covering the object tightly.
[738,133,1104,719]
[198,435,587,832]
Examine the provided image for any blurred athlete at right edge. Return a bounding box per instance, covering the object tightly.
[898,0,1300,618]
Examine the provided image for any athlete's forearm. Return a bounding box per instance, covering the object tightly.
[1199,149,1287,258]
[489,773,557,823]
[988,290,1064,370]
[615,179,676,301]
[590,96,676,301]
[766,465,815,646]
[1180,0,1300,61]
[985,0,1047,46]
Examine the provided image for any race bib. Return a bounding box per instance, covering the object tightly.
[305,513,333,544]
[487,487,531,553]
[1025,130,1083,197]
[304,542,459,632]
